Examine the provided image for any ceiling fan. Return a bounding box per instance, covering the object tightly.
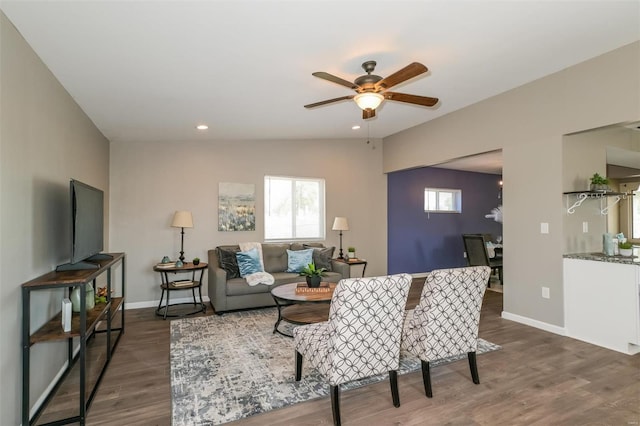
[304,60,439,119]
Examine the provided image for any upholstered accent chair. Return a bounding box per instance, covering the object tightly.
[293,274,412,426]
[462,233,502,286]
[402,266,491,398]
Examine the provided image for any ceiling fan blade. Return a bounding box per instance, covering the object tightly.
[312,72,359,90]
[384,92,439,107]
[363,108,376,120]
[375,62,428,90]
[304,95,354,109]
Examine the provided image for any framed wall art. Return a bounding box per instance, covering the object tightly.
[218,182,256,231]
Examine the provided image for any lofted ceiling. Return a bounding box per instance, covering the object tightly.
[1,1,639,145]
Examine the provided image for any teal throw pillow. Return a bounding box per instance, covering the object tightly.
[236,247,263,277]
[286,248,314,273]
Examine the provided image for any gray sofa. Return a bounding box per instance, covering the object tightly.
[208,242,349,314]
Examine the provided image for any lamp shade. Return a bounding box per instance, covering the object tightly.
[354,92,384,110]
[332,217,349,231]
[171,210,193,228]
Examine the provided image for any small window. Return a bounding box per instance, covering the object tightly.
[630,184,640,239]
[265,176,325,241]
[424,188,462,213]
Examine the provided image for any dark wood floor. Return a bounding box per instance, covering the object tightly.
[46,278,640,425]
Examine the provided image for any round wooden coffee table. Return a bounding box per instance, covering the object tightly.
[270,282,336,337]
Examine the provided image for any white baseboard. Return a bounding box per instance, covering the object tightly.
[501,310,567,336]
[126,296,211,310]
[410,272,429,278]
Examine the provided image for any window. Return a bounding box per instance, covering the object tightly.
[265,176,325,240]
[631,184,640,239]
[620,182,640,242]
[424,188,462,213]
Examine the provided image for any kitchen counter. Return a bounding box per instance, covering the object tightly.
[563,250,639,265]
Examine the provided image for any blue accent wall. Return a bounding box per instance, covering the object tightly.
[388,167,502,274]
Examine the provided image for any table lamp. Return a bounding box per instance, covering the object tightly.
[332,217,349,259]
[171,210,193,262]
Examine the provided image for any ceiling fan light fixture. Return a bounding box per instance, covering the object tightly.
[354,92,384,110]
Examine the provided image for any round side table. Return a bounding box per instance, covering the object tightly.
[153,262,207,319]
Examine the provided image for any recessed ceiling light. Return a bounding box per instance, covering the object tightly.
[196,124,209,130]
[352,125,361,130]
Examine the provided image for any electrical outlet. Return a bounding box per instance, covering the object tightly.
[463,252,467,258]
[540,222,549,234]
[542,287,550,299]
[583,221,589,233]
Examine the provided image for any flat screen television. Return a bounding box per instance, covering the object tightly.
[56,179,110,271]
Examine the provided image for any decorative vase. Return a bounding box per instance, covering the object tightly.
[161,256,170,264]
[70,284,95,313]
[175,260,184,268]
[348,252,356,259]
[193,259,200,265]
[306,276,321,288]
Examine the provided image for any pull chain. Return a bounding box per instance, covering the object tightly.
[366,121,375,149]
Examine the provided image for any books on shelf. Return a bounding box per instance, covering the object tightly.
[156,262,177,269]
[172,280,193,287]
[295,282,332,294]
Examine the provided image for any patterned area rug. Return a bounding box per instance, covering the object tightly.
[171,308,501,425]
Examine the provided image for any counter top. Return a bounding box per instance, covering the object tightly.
[564,251,639,265]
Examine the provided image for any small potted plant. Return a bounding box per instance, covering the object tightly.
[300,262,326,288]
[618,241,634,257]
[192,257,200,265]
[589,173,610,192]
[347,247,356,259]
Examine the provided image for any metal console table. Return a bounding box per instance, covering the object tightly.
[21,252,126,426]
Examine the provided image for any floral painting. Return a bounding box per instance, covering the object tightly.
[218,183,255,231]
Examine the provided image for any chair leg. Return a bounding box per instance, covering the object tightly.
[295,351,303,381]
[468,351,480,384]
[389,370,400,407]
[330,384,341,426]
[421,360,433,398]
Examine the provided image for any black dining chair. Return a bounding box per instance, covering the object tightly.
[462,234,503,286]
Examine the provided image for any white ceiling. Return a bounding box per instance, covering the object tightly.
[1,1,639,145]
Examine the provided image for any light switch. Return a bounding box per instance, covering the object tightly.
[542,287,550,299]
[582,221,589,233]
[540,222,549,234]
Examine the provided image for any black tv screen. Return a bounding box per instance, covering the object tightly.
[70,179,104,265]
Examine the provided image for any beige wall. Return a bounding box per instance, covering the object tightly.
[0,13,110,423]
[109,138,387,306]
[383,42,640,329]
